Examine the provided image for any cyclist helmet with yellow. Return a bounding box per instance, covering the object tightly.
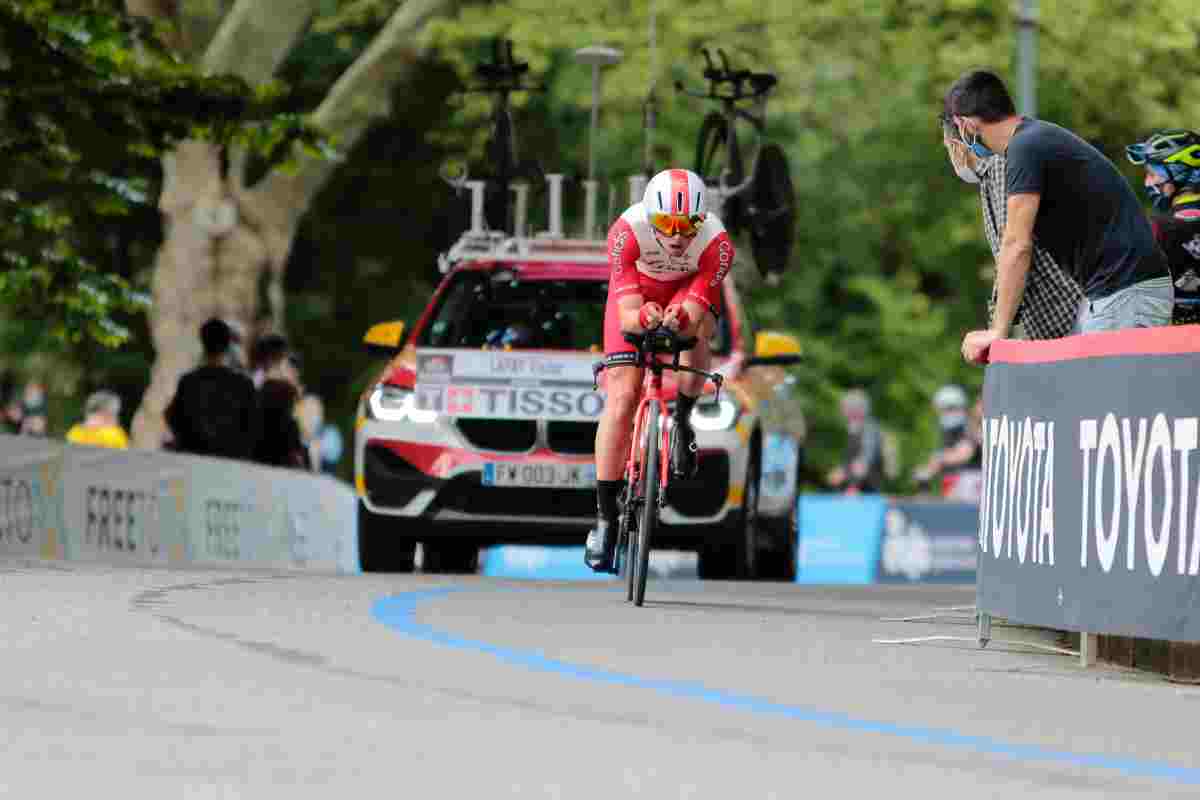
[1126,129,1200,212]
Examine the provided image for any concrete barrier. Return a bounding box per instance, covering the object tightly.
[0,435,358,573]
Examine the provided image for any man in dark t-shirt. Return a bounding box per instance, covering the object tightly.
[945,70,1172,365]
[165,318,258,460]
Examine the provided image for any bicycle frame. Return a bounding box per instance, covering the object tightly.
[625,360,673,506]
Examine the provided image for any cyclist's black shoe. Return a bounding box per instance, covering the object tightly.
[585,514,618,573]
[671,421,699,479]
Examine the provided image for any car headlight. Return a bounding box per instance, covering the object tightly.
[366,385,438,424]
[690,396,740,431]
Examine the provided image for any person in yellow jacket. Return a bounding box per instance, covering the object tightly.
[66,390,129,449]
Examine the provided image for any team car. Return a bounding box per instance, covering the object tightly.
[354,179,804,579]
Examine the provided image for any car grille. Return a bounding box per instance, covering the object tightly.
[547,421,598,455]
[666,452,730,518]
[364,444,430,508]
[455,419,537,452]
[437,475,594,518]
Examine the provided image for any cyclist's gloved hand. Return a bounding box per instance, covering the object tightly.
[662,304,691,333]
[638,302,664,331]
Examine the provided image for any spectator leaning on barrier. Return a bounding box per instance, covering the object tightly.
[165,318,259,460]
[1126,129,1200,326]
[941,114,1083,340]
[827,388,885,495]
[66,390,129,450]
[946,70,1173,365]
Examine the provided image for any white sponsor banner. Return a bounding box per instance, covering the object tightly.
[417,349,597,385]
[3,434,358,574]
[0,435,63,558]
[61,449,186,565]
[416,383,605,421]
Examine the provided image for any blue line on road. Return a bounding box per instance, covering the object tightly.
[371,588,1200,785]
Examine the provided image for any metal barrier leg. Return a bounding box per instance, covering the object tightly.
[977,610,992,649]
[1080,632,1098,667]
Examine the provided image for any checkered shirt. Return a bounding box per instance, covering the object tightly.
[977,155,1083,340]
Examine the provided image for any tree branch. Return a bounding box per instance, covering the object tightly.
[252,0,454,218]
[201,0,320,82]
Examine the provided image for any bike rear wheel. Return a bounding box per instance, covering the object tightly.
[633,402,661,607]
[749,142,795,277]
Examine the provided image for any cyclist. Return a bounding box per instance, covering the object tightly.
[1126,129,1200,324]
[585,168,735,572]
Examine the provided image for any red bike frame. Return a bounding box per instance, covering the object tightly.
[625,362,672,508]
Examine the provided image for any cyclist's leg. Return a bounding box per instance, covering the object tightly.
[668,284,720,477]
[587,289,648,570]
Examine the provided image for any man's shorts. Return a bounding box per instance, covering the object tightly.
[603,273,722,355]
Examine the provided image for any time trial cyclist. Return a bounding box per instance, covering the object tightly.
[585,168,736,572]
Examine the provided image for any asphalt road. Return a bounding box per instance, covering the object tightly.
[0,559,1196,798]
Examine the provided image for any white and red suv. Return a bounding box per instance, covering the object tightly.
[355,217,804,579]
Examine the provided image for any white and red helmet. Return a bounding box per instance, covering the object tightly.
[643,168,708,219]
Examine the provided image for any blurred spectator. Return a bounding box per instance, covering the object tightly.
[250,333,293,389]
[1,371,21,434]
[225,319,249,373]
[19,381,47,436]
[66,390,129,450]
[912,384,982,499]
[297,393,344,475]
[827,388,885,495]
[941,114,1082,341]
[1125,129,1200,325]
[253,336,309,470]
[165,318,258,460]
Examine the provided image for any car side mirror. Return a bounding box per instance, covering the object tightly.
[745,330,802,367]
[364,321,406,357]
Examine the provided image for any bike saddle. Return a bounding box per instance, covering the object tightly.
[749,73,778,94]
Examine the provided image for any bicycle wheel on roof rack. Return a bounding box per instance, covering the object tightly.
[748,143,795,278]
[694,112,743,235]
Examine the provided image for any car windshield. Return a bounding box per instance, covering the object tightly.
[418,269,731,354]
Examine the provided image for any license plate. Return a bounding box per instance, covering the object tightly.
[482,462,597,488]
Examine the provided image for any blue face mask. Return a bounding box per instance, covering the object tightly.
[966,131,994,159]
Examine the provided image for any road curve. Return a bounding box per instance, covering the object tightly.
[0,559,1196,798]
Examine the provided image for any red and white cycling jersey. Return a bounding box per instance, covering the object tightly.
[606,202,735,305]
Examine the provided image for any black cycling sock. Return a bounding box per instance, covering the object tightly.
[597,479,624,522]
[675,392,698,425]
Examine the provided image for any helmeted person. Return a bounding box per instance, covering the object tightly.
[585,168,735,572]
[1126,129,1200,324]
[912,384,981,493]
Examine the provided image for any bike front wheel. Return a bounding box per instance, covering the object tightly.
[633,401,661,607]
[694,112,743,234]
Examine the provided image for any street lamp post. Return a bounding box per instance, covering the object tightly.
[1016,0,1038,117]
[574,45,622,239]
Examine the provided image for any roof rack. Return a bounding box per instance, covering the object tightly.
[437,173,632,273]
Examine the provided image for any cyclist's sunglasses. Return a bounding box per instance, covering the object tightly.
[649,212,706,238]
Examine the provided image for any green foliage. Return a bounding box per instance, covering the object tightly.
[0,0,325,348]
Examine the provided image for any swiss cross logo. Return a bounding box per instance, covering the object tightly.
[1182,233,1200,261]
[446,386,476,414]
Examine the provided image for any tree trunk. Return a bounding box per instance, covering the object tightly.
[130,0,453,447]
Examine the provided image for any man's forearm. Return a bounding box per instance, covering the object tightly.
[990,239,1033,336]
